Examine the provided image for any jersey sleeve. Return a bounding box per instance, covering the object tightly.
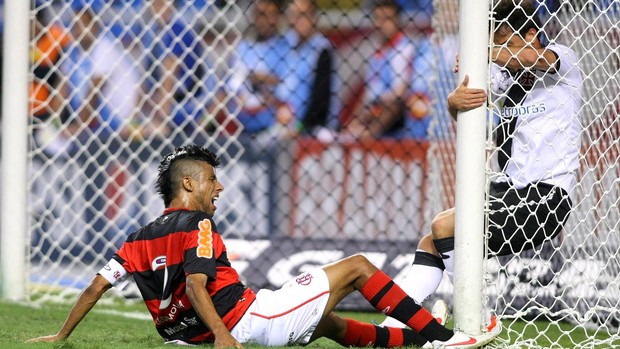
[182,214,218,278]
[98,255,130,287]
[547,44,582,87]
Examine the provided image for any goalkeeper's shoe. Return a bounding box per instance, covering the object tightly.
[431,299,449,326]
[431,315,502,348]
[422,300,451,349]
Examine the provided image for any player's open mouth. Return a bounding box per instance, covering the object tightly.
[212,196,219,209]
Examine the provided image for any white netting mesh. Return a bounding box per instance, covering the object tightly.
[428,0,619,347]
[29,0,246,300]
[23,0,619,347]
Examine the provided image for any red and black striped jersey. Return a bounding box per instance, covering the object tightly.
[105,208,256,343]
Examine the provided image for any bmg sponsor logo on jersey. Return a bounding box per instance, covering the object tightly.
[295,272,313,286]
[197,219,213,258]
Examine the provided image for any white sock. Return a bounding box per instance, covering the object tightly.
[380,251,445,328]
[442,249,455,284]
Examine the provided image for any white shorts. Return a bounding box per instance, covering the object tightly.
[230,268,330,346]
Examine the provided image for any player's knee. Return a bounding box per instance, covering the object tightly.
[347,253,377,276]
[418,233,435,251]
[431,210,455,239]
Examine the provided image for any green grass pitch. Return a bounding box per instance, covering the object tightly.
[1,300,614,348]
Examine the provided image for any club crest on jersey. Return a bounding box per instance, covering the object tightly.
[197,219,214,258]
[296,272,313,286]
[518,71,536,87]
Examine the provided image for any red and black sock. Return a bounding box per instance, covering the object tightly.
[337,318,428,347]
[359,270,453,342]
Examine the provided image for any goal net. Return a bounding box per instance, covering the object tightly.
[428,0,619,347]
[20,0,619,347]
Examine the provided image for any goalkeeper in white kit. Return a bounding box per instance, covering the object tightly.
[382,0,583,329]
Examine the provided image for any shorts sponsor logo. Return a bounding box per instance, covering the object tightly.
[295,272,313,286]
[113,271,121,280]
[287,331,295,345]
[197,219,214,258]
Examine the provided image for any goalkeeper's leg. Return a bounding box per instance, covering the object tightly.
[381,209,456,328]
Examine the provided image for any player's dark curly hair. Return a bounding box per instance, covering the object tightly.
[494,0,542,37]
[156,145,220,207]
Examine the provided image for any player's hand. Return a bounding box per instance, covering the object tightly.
[447,75,487,114]
[214,332,243,349]
[26,333,66,343]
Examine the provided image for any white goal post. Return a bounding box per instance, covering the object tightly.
[452,0,489,336]
[1,0,29,302]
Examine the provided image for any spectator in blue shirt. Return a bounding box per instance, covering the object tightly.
[227,0,288,135]
[274,0,339,139]
[145,0,217,135]
[343,0,432,140]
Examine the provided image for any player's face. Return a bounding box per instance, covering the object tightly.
[194,163,224,216]
[493,25,537,50]
[373,6,399,41]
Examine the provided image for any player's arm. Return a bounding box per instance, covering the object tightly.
[185,273,243,349]
[447,75,488,120]
[492,45,557,72]
[491,28,558,74]
[26,274,112,343]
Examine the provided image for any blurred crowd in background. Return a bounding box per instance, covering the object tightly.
[22,0,443,154]
[1,0,571,247]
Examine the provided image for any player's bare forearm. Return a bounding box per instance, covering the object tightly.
[27,275,111,343]
[57,275,111,338]
[492,46,557,72]
[185,274,243,349]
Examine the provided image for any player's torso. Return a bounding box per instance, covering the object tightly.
[493,46,582,191]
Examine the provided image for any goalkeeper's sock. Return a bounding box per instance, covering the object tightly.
[434,237,455,284]
[379,250,445,328]
[359,270,453,342]
[337,318,429,347]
